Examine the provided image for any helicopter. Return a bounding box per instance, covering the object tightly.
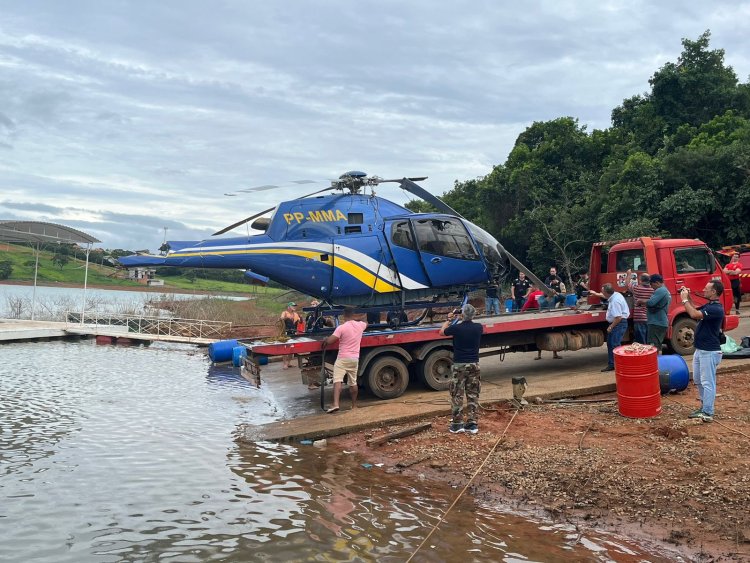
[118,171,549,310]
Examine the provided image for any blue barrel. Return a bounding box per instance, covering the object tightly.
[505,298,514,313]
[257,355,269,366]
[232,346,247,367]
[565,294,578,307]
[657,355,690,393]
[208,339,239,363]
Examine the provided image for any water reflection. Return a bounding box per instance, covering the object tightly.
[0,340,679,562]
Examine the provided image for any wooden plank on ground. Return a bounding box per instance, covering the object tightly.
[366,422,432,447]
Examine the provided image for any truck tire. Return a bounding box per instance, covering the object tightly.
[366,356,410,399]
[670,317,697,356]
[417,348,453,391]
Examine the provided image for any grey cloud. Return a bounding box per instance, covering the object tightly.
[0,0,748,250]
[0,201,66,214]
[0,112,15,129]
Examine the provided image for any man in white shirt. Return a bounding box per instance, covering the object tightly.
[589,283,630,372]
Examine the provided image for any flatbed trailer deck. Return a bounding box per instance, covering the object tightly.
[241,306,609,399]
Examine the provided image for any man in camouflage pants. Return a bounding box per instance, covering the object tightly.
[439,303,484,434]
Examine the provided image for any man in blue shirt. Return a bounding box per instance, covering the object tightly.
[589,283,630,372]
[681,281,725,423]
[440,303,484,434]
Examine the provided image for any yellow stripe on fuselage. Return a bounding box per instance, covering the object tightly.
[168,248,400,293]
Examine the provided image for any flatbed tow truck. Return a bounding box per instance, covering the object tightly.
[240,237,740,400]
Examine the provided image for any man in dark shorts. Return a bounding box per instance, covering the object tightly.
[439,304,484,434]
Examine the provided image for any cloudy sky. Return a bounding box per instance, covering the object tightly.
[1,1,748,251]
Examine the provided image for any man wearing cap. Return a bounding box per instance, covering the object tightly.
[644,274,671,351]
[439,303,484,434]
[628,271,654,344]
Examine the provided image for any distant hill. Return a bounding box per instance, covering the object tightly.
[0,243,260,294]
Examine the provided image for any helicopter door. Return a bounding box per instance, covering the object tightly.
[331,236,398,299]
[384,220,431,289]
[412,217,488,287]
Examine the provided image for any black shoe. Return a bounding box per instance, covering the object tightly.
[465,422,479,434]
[601,366,615,372]
[448,422,465,434]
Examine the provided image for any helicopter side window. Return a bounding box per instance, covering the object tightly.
[391,222,416,250]
[348,213,364,225]
[414,219,479,260]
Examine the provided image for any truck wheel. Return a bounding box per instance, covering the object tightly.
[418,348,453,391]
[670,317,697,356]
[366,356,409,399]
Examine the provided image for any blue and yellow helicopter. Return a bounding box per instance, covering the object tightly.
[119,172,546,311]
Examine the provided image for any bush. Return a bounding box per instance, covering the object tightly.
[0,260,12,280]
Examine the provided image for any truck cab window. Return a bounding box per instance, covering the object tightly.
[613,249,645,271]
[675,248,712,273]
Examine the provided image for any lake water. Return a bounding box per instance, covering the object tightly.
[0,340,681,562]
[0,284,248,320]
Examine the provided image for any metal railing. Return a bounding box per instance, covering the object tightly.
[65,311,232,340]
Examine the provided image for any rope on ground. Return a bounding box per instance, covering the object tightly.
[714,420,750,439]
[405,409,519,563]
[661,395,750,440]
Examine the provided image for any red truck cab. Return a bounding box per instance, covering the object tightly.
[588,237,740,354]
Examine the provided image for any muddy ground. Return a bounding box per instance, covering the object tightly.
[332,364,750,562]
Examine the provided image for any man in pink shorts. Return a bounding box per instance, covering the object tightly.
[324,307,367,413]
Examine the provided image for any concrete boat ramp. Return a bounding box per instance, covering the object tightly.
[241,312,750,443]
[241,353,620,443]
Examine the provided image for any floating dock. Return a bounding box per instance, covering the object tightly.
[0,317,220,345]
[0,319,74,342]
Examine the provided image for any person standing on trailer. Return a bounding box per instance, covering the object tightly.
[280,302,301,368]
[511,272,531,312]
[485,281,500,316]
[440,303,484,434]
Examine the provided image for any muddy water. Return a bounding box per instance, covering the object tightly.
[0,340,680,562]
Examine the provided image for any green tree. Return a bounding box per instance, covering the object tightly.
[52,252,70,270]
[0,260,12,280]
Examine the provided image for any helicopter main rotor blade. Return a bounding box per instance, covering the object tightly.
[398,178,463,218]
[212,207,277,236]
[378,176,428,184]
[211,186,335,236]
[235,179,318,194]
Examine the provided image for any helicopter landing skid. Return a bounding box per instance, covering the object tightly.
[302,299,464,332]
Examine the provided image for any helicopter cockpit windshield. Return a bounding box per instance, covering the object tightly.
[467,223,504,275]
[413,218,479,260]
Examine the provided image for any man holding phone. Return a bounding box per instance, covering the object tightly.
[439,304,484,434]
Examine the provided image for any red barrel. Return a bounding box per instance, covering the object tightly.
[614,345,661,418]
